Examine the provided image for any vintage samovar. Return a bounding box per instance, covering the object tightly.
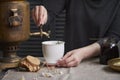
[0,0,50,70]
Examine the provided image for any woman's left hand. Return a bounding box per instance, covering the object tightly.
[57,48,84,67]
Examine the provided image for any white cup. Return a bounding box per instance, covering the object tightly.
[42,41,65,65]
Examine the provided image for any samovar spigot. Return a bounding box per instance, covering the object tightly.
[30,25,51,38]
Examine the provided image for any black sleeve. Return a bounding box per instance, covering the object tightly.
[42,0,66,25]
[97,4,120,49]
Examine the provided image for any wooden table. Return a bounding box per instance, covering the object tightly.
[1,58,120,80]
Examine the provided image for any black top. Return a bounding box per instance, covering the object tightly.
[42,0,120,52]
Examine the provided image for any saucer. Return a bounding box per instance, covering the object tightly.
[108,58,120,71]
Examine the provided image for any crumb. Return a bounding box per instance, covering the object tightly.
[42,72,54,77]
[59,71,63,75]
[20,76,25,80]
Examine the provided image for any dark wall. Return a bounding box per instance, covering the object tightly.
[17,0,65,57]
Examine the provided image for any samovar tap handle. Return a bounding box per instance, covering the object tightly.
[30,25,50,38]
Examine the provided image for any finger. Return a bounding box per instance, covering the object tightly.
[37,6,43,26]
[42,8,47,24]
[57,51,73,66]
[57,59,66,66]
[57,63,67,67]
[65,55,74,63]
[65,56,75,67]
[57,56,74,67]
[67,57,81,67]
[35,6,39,26]
[62,52,72,60]
[66,61,77,67]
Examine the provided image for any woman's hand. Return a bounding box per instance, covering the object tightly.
[57,43,101,67]
[32,5,48,26]
[57,49,84,67]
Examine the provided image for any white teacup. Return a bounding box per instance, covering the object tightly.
[42,41,65,65]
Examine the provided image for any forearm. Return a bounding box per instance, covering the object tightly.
[79,42,101,60]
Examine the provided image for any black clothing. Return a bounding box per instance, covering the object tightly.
[42,0,120,52]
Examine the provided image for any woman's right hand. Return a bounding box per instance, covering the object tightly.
[32,5,48,26]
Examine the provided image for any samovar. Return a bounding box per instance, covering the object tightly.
[0,0,50,70]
